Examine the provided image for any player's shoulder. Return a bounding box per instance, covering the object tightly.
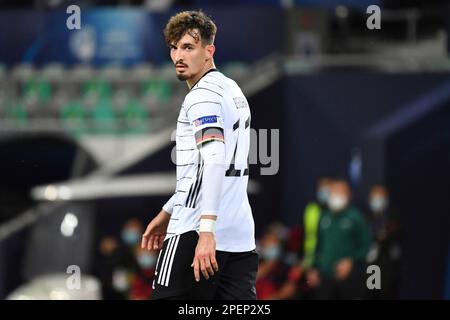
[184,70,243,109]
[203,70,243,94]
[199,70,227,90]
[188,70,229,95]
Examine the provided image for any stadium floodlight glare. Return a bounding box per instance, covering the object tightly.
[58,186,72,200]
[44,185,58,201]
[60,212,78,237]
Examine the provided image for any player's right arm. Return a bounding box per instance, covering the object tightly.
[141,195,175,251]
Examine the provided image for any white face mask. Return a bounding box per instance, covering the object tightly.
[261,244,281,261]
[137,252,157,269]
[317,187,330,205]
[328,194,348,212]
[370,196,387,213]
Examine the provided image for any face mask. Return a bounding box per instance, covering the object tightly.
[137,253,156,269]
[261,245,281,261]
[328,194,348,212]
[121,229,140,246]
[370,196,387,213]
[317,187,330,205]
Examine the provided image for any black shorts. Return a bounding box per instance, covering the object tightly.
[151,231,258,300]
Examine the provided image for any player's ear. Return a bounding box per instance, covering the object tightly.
[206,44,215,60]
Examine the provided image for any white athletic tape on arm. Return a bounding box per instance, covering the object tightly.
[199,218,216,233]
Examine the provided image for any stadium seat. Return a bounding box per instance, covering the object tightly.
[23,79,52,102]
[89,99,117,134]
[60,100,87,136]
[142,79,172,103]
[121,99,149,134]
[7,102,28,128]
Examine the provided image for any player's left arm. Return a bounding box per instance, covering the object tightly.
[192,140,226,281]
[185,94,226,281]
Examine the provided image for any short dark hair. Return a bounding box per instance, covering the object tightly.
[163,10,217,47]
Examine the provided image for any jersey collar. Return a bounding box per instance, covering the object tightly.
[190,68,218,90]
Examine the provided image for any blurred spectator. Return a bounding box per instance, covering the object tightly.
[128,247,157,300]
[303,176,333,269]
[266,222,290,246]
[115,218,143,297]
[366,185,401,299]
[271,225,305,300]
[306,178,371,299]
[264,259,306,300]
[265,221,301,267]
[97,236,124,299]
[121,218,143,249]
[96,218,144,299]
[266,177,334,300]
[256,226,288,300]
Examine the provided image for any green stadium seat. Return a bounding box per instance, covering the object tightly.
[60,100,87,136]
[89,99,117,134]
[7,102,27,128]
[82,80,112,101]
[22,79,52,105]
[142,79,172,102]
[121,99,149,134]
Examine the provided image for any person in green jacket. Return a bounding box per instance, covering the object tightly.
[306,177,371,299]
[264,177,333,300]
[302,176,333,269]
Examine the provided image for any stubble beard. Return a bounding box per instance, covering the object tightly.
[176,73,190,81]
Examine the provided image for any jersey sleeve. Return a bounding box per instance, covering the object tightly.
[162,193,177,215]
[199,140,226,217]
[184,89,224,148]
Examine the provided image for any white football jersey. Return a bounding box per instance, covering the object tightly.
[166,69,255,252]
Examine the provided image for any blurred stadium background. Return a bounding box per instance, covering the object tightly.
[0,0,449,300]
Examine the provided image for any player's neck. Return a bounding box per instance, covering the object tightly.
[187,61,216,89]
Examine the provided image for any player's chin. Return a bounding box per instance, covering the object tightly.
[176,72,190,81]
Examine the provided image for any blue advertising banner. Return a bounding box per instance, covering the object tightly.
[0,9,153,66]
[0,7,283,67]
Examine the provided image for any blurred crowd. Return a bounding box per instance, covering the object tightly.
[95,218,157,300]
[94,176,401,300]
[255,177,401,300]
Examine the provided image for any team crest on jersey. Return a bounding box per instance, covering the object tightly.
[193,115,218,127]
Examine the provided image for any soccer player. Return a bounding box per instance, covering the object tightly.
[141,10,258,300]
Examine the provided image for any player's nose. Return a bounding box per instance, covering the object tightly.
[173,50,184,64]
